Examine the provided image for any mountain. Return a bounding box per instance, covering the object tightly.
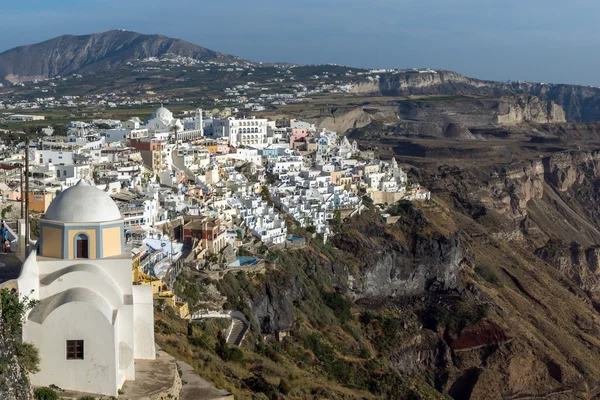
[0,30,237,84]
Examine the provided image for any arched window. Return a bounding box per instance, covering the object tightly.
[75,233,89,259]
[56,170,61,178]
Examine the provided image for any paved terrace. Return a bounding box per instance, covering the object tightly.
[0,252,23,289]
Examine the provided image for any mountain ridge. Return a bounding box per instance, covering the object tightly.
[0,30,238,84]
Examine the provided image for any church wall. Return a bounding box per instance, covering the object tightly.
[36,257,134,298]
[25,303,119,396]
[102,226,123,257]
[118,305,136,381]
[39,269,124,310]
[132,285,156,360]
[41,225,63,258]
[67,229,97,259]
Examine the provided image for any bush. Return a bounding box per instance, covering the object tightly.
[278,378,292,395]
[34,387,58,400]
[79,396,96,400]
[16,342,39,373]
[215,332,245,364]
[359,311,374,325]
[475,264,500,285]
[245,374,278,400]
[1,289,38,333]
[322,291,353,323]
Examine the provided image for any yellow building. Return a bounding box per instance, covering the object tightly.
[29,191,54,213]
[131,249,190,320]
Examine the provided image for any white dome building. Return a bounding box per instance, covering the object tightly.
[145,105,184,134]
[18,179,156,397]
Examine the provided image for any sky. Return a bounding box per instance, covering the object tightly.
[1,0,599,86]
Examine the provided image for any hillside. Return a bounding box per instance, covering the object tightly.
[0,30,237,84]
[161,133,600,399]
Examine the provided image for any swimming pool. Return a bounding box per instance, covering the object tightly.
[228,257,260,268]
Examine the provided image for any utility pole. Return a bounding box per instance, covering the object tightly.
[24,134,30,257]
[19,163,23,218]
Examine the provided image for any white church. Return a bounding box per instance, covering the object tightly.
[145,105,204,142]
[18,180,156,396]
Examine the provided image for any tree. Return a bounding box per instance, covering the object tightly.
[1,205,12,219]
[331,209,342,232]
[95,122,112,130]
[171,125,180,144]
[51,124,68,136]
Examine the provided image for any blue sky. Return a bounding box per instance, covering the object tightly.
[1,0,599,86]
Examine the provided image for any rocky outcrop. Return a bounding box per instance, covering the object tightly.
[358,233,462,298]
[378,70,492,96]
[496,95,566,125]
[536,240,600,292]
[248,275,304,334]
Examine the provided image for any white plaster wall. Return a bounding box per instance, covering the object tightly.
[37,257,133,297]
[25,303,118,397]
[18,250,40,302]
[118,304,136,381]
[132,285,156,360]
[40,268,123,309]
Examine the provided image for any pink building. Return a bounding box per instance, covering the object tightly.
[290,128,313,149]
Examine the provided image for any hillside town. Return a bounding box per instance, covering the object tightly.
[0,103,430,272]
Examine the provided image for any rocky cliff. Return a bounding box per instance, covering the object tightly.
[373,70,600,122]
[0,30,235,84]
[376,70,493,96]
[496,95,566,125]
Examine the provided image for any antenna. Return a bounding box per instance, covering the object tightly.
[24,133,30,256]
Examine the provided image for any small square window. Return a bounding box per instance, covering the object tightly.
[66,340,84,360]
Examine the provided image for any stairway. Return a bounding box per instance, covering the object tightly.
[226,318,248,346]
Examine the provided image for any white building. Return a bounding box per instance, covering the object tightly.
[145,105,184,134]
[145,106,203,141]
[213,116,267,147]
[18,180,156,397]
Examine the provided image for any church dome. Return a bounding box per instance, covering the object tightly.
[151,106,173,121]
[44,180,122,223]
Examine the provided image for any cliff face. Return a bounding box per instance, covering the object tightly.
[358,234,461,298]
[496,95,566,125]
[378,71,493,96]
[0,30,235,84]
[375,71,600,122]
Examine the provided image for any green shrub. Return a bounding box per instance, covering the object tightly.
[34,387,58,400]
[359,311,374,325]
[322,291,353,323]
[359,344,371,359]
[1,289,38,333]
[475,264,500,285]
[16,342,39,373]
[278,378,292,395]
[246,373,278,400]
[79,396,96,400]
[215,332,245,364]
